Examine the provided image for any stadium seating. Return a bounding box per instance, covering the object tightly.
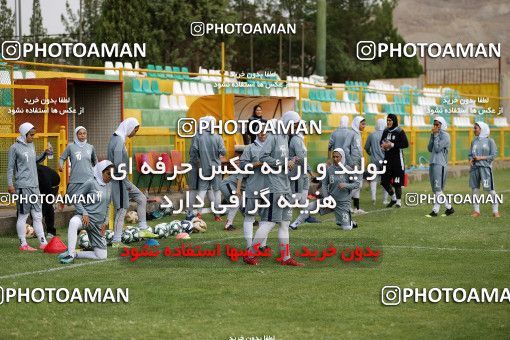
[151,80,162,95]
[25,71,36,79]
[159,95,170,110]
[141,79,153,94]
[132,78,142,93]
[104,61,117,75]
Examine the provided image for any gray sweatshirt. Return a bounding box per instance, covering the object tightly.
[427,130,450,166]
[328,128,358,167]
[288,134,307,181]
[74,178,112,225]
[239,141,267,198]
[364,130,385,165]
[59,143,98,183]
[107,134,128,178]
[469,137,497,169]
[321,164,360,204]
[190,131,226,177]
[259,133,291,194]
[7,138,46,188]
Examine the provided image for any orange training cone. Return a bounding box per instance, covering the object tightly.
[44,236,68,253]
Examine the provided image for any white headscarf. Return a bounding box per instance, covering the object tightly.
[376,118,386,131]
[351,116,365,133]
[281,110,301,125]
[332,147,346,165]
[340,115,349,128]
[18,122,35,144]
[94,160,113,186]
[74,126,87,147]
[199,115,216,132]
[476,121,490,139]
[434,116,448,130]
[114,118,139,142]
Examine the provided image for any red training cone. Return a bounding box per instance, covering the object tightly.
[44,236,68,253]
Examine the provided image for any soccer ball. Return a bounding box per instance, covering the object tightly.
[168,220,182,236]
[154,223,168,238]
[105,230,114,245]
[25,224,35,238]
[78,231,92,250]
[180,220,194,234]
[129,227,140,242]
[121,229,134,244]
[191,217,207,233]
[125,211,139,224]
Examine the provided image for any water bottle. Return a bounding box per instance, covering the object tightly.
[47,142,54,159]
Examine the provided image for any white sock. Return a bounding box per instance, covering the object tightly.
[76,248,107,260]
[433,191,441,213]
[392,193,397,201]
[252,221,274,250]
[113,208,127,242]
[490,190,499,213]
[31,211,47,245]
[279,221,291,261]
[226,207,238,226]
[383,191,389,203]
[396,199,401,205]
[16,213,29,246]
[197,190,207,213]
[243,215,255,248]
[187,190,197,215]
[67,215,83,257]
[370,181,377,201]
[133,192,148,229]
[472,188,480,213]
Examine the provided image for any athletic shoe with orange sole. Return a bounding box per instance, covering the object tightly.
[281,258,304,267]
[471,211,481,217]
[493,212,501,218]
[19,244,37,252]
[243,256,259,266]
[214,215,223,222]
[38,243,48,250]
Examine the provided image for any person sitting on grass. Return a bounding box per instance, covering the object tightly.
[321,148,360,230]
[59,160,114,264]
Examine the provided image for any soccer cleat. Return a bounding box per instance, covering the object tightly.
[281,258,304,267]
[471,211,481,217]
[493,212,501,218]
[38,243,48,250]
[111,242,129,248]
[57,251,69,259]
[382,200,389,205]
[60,254,75,264]
[196,213,202,219]
[386,200,397,208]
[395,202,402,208]
[353,208,367,215]
[258,246,272,254]
[352,222,358,229]
[243,256,259,265]
[138,229,158,239]
[289,223,298,230]
[426,211,438,217]
[214,215,223,222]
[442,207,455,216]
[372,199,376,206]
[224,225,236,231]
[46,233,55,240]
[304,216,319,223]
[19,244,37,252]
[185,212,195,221]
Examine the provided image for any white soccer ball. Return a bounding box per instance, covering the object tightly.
[191,217,207,233]
[129,227,140,242]
[121,229,134,244]
[25,224,35,238]
[180,220,194,234]
[78,231,92,250]
[154,223,168,239]
[168,220,182,236]
[105,230,114,245]
[125,211,139,224]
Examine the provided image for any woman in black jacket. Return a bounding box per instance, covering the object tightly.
[380,114,409,208]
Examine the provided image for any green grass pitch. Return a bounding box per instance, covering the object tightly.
[0,169,508,339]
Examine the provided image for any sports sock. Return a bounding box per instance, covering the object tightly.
[113,208,127,242]
[243,215,255,248]
[16,213,29,246]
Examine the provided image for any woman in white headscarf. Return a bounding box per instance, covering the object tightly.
[59,126,98,202]
[320,148,360,230]
[426,116,454,217]
[365,118,389,205]
[107,118,157,246]
[59,160,114,263]
[349,116,366,214]
[468,121,499,217]
[7,122,51,251]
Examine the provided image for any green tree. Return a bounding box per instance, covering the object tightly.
[0,0,15,41]
[29,0,47,43]
[61,0,103,43]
